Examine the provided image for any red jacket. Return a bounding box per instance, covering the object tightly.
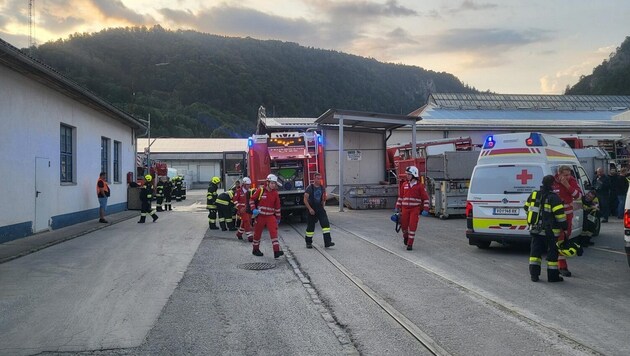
[396,180,430,211]
[553,174,582,215]
[233,187,250,213]
[250,186,281,218]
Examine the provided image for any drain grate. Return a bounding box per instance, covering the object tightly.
[238,262,276,270]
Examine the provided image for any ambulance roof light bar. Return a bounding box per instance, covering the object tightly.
[483,135,495,149]
[526,132,546,147]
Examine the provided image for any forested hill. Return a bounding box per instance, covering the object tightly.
[566,36,630,95]
[30,26,476,138]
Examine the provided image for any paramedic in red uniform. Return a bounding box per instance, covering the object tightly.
[233,177,254,242]
[250,174,284,258]
[553,165,583,277]
[395,166,430,250]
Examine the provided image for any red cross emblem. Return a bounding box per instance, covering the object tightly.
[516,169,533,185]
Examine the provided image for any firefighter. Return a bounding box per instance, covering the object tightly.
[155,177,165,212]
[207,176,220,229]
[553,165,583,277]
[525,175,568,282]
[250,174,284,258]
[304,172,335,249]
[216,189,237,231]
[163,176,173,211]
[395,166,430,251]
[138,174,159,223]
[233,177,254,241]
[174,176,184,202]
[581,190,600,246]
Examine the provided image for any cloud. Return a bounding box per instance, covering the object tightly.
[90,0,153,24]
[306,0,418,19]
[448,0,498,14]
[429,28,551,53]
[0,30,29,48]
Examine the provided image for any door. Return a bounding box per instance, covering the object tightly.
[223,152,246,190]
[34,157,52,232]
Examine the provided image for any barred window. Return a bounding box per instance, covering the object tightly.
[101,137,110,176]
[113,141,121,183]
[60,124,74,183]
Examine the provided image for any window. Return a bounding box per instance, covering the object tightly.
[60,124,74,183]
[113,141,121,183]
[101,137,110,177]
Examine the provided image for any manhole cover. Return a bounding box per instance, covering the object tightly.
[238,262,276,270]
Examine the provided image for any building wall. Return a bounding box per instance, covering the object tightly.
[323,129,386,187]
[0,65,136,242]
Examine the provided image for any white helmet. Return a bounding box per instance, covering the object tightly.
[405,166,419,178]
[266,174,278,183]
[241,177,252,184]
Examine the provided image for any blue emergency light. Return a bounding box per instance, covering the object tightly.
[318,135,323,145]
[525,133,545,146]
[248,138,253,147]
[483,135,495,149]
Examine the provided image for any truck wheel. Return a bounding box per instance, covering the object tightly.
[476,241,491,249]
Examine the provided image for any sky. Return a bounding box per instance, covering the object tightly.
[0,0,629,94]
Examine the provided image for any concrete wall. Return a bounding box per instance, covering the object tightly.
[0,65,136,242]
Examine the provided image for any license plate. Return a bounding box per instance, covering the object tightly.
[493,208,519,215]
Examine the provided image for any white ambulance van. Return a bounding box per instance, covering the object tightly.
[466,132,592,249]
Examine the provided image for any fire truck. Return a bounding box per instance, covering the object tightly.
[386,137,475,181]
[247,131,325,218]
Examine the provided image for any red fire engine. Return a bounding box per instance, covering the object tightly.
[386,137,474,182]
[248,131,325,218]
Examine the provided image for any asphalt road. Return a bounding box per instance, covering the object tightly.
[1,189,628,355]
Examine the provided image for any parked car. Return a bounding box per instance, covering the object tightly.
[623,188,630,268]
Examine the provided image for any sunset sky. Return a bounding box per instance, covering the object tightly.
[1,0,628,94]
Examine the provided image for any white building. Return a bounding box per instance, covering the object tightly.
[0,39,145,242]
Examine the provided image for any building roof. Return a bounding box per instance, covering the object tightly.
[137,138,248,153]
[317,109,419,131]
[0,38,145,130]
[409,93,630,132]
[260,117,318,130]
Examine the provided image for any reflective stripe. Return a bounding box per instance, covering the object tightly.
[322,227,331,233]
[305,231,314,237]
[529,257,542,265]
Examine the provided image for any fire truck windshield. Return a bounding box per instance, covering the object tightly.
[268,137,305,148]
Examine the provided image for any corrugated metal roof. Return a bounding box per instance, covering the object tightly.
[421,108,621,121]
[430,93,630,111]
[137,138,248,153]
[261,117,318,128]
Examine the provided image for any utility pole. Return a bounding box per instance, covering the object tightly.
[28,0,35,53]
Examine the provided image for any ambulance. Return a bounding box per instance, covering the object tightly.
[466,132,592,248]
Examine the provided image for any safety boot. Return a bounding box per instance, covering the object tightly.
[236,233,243,240]
[252,249,264,257]
[152,214,159,222]
[548,269,564,282]
[156,207,163,212]
[305,236,313,249]
[274,250,285,258]
[137,216,146,224]
[324,235,334,248]
[406,245,413,251]
[559,269,572,277]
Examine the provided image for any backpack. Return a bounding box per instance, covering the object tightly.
[527,191,547,235]
[246,188,264,214]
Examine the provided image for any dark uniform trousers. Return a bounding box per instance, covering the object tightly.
[529,227,560,281]
[305,207,332,246]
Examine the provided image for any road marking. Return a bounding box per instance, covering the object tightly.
[589,246,627,256]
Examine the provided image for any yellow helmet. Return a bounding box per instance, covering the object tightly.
[144,174,152,182]
[212,176,221,184]
[557,240,582,258]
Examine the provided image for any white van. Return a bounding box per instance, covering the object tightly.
[466,132,591,249]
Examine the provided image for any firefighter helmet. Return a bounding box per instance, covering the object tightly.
[212,176,221,184]
[405,166,419,178]
[242,177,252,184]
[557,240,582,257]
[144,174,152,182]
[267,174,278,183]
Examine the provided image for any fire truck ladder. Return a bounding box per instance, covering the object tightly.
[306,135,319,183]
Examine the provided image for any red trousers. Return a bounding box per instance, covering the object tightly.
[253,215,280,252]
[401,206,421,246]
[558,213,573,269]
[237,210,253,241]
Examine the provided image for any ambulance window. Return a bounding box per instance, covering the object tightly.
[576,165,592,191]
[470,166,543,194]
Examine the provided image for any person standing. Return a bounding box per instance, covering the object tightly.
[613,167,629,218]
[233,177,254,241]
[395,166,430,251]
[581,190,600,246]
[594,167,611,223]
[174,176,184,202]
[552,165,582,277]
[163,176,173,211]
[250,174,284,258]
[525,175,568,283]
[303,172,335,249]
[216,189,237,231]
[96,172,110,223]
[207,176,220,229]
[155,177,165,212]
[138,174,159,223]
[608,168,619,219]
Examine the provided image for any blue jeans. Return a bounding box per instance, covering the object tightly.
[617,194,625,218]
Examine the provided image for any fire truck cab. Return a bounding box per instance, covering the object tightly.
[248,131,325,219]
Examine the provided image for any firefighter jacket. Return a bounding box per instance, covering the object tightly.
[552,174,582,215]
[524,189,568,237]
[156,181,164,198]
[216,190,235,207]
[250,186,281,218]
[396,179,430,211]
[582,195,600,213]
[163,180,173,195]
[140,183,153,203]
[233,187,254,214]
[207,182,219,205]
